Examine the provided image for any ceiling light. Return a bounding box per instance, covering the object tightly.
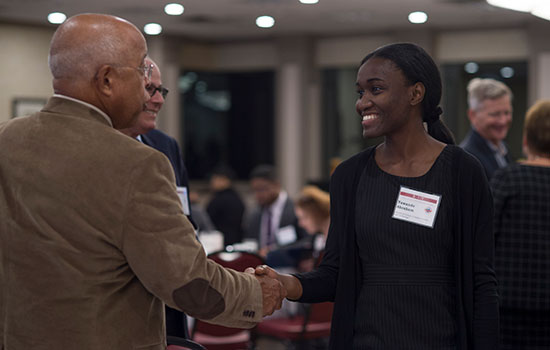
[464,62,479,74]
[531,3,550,21]
[47,12,66,24]
[144,23,162,35]
[299,0,319,4]
[408,11,428,24]
[487,0,550,22]
[486,0,537,13]
[164,3,184,16]
[500,66,515,78]
[256,16,275,28]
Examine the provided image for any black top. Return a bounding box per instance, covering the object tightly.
[295,145,499,350]
[353,146,456,349]
[206,188,245,245]
[491,164,550,310]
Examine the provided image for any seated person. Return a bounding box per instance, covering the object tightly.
[245,165,305,264]
[294,185,330,271]
[266,185,330,272]
[206,166,246,246]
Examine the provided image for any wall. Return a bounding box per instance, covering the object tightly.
[435,29,528,63]
[0,24,54,122]
[4,21,550,192]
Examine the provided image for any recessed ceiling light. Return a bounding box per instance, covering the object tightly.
[165,3,184,16]
[47,12,67,24]
[500,66,515,78]
[144,23,162,35]
[464,62,479,74]
[408,11,428,24]
[256,16,275,28]
[299,0,319,4]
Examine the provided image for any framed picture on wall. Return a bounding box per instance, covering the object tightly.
[12,98,47,118]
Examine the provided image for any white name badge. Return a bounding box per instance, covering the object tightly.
[392,186,441,228]
[276,225,297,246]
[176,186,191,216]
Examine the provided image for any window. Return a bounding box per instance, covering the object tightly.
[181,70,275,179]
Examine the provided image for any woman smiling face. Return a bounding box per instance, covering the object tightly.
[355,57,418,140]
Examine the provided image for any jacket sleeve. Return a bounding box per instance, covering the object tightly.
[120,152,263,328]
[466,156,500,349]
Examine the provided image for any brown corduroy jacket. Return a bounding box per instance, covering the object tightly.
[0,96,262,350]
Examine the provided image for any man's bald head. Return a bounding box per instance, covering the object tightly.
[49,13,145,89]
[47,13,151,129]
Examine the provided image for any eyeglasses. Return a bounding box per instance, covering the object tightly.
[141,64,154,81]
[112,63,153,81]
[146,84,169,98]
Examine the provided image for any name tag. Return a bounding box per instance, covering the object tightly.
[392,186,441,228]
[176,186,191,216]
[276,225,297,245]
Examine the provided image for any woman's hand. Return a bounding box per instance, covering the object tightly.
[246,264,303,300]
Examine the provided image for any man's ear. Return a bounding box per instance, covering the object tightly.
[467,108,476,124]
[94,65,114,97]
[410,82,425,106]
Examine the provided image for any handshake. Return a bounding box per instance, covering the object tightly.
[245,265,302,316]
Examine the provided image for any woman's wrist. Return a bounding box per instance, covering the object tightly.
[281,274,303,300]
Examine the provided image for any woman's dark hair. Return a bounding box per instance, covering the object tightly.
[361,42,455,144]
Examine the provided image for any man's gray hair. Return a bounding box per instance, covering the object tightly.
[467,78,513,111]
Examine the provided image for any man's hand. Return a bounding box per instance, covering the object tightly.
[248,270,287,316]
[246,264,303,305]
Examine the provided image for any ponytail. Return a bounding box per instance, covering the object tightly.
[424,106,455,145]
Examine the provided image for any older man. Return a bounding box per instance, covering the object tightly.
[0,13,284,350]
[119,58,194,339]
[459,78,513,179]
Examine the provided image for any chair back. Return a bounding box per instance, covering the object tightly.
[191,250,265,350]
[166,335,206,350]
[305,301,333,324]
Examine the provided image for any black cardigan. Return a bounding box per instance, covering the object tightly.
[295,145,499,349]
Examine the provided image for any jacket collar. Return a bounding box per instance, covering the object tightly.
[48,95,113,127]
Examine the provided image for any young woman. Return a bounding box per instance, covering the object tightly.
[254,43,498,349]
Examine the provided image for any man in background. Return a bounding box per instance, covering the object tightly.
[460,77,513,179]
[119,57,193,340]
[0,13,285,349]
[206,166,246,246]
[245,165,305,262]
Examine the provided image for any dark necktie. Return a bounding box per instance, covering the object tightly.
[265,209,273,246]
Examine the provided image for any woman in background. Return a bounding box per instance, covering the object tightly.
[492,99,550,349]
[294,185,330,271]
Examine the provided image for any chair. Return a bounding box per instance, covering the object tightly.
[167,335,206,350]
[191,250,265,350]
[251,301,333,350]
[251,248,332,350]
